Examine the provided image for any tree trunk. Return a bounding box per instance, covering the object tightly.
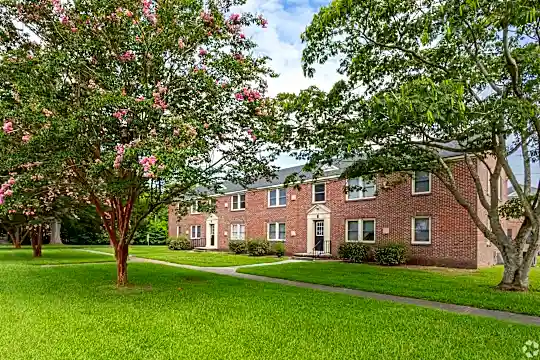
[115,242,129,286]
[12,228,22,249]
[498,255,530,291]
[31,226,43,258]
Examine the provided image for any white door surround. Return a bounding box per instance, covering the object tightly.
[306,204,331,254]
[205,214,218,249]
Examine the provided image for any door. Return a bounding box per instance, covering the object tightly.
[314,220,324,252]
[209,223,215,247]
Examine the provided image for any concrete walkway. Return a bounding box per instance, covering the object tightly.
[78,249,540,327]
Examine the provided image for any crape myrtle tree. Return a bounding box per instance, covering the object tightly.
[276,0,540,290]
[0,0,278,285]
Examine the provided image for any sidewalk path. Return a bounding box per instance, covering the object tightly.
[78,249,540,327]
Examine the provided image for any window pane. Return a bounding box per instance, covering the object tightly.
[363,180,376,197]
[240,224,245,240]
[363,220,375,241]
[314,183,325,202]
[347,221,359,241]
[279,189,287,205]
[240,194,245,209]
[415,219,430,242]
[269,223,276,239]
[348,179,360,199]
[269,190,277,206]
[414,171,430,193]
[197,226,201,238]
[278,223,286,240]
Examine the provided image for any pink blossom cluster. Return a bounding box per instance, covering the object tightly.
[22,134,31,143]
[23,210,36,216]
[247,129,257,141]
[119,50,135,62]
[258,15,268,28]
[235,88,261,102]
[139,155,157,178]
[234,53,243,61]
[20,162,42,169]
[152,82,168,110]
[178,38,185,49]
[113,109,128,120]
[51,0,68,24]
[135,95,145,102]
[142,0,157,25]
[2,121,13,134]
[8,210,16,214]
[229,13,241,24]
[199,48,207,57]
[200,11,214,25]
[114,144,125,169]
[0,177,16,205]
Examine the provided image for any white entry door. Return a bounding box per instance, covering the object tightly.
[205,215,218,249]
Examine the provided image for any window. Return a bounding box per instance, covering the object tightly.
[190,225,201,239]
[268,222,286,241]
[413,171,431,194]
[312,183,326,203]
[507,228,513,240]
[346,219,376,243]
[176,226,181,237]
[230,224,246,240]
[268,188,287,207]
[412,217,431,244]
[347,178,376,200]
[190,200,200,214]
[231,193,245,211]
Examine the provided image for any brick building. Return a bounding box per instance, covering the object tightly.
[169,157,508,268]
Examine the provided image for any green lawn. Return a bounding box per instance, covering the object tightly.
[0,246,114,265]
[238,261,540,317]
[83,245,284,267]
[0,251,536,359]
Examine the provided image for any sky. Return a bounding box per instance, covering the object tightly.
[233,0,538,185]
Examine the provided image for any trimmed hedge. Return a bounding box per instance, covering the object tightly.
[272,242,285,258]
[229,240,247,254]
[247,238,270,256]
[338,243,371,263]
[167,236,191,250]
[374,244,407,266]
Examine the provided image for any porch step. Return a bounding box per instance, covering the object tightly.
[292,253,333,260]
[193,247,214,252]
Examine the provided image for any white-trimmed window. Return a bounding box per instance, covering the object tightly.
[267,222,286,241]
[413,171,431,194]
[190,225,201,239]
[412,217,431,244]
[312,183,326,203]
[176,226,181,237]
[231,193,245,211]
[347,178,376,200]
[268,188,287,207]
[190,200,200,214]
[230,224,246,241]
[346,219,376,243]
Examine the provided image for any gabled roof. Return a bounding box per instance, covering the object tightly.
[508,185,538,198]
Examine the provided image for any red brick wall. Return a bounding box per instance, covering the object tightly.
[169,159,504,268]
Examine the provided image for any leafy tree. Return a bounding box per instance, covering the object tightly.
[277,0,540,290]
[0,0,277,284]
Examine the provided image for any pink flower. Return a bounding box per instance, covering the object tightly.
[71,27,78,32]
[113,109,128,119]
[235,93,244,101]
[0,195,3,205]
[199,48,207,56]
[119,50,135,62]
[229,13,241,23]
[135,35,142,42]
[125,10,133,17]
[42,108,53,117]
[60,15,69,25]
[239,33,245,39]
[2,121,13,134]
[234,53,243,61]
[8,178,16,185]
[135,96,145,102]
[258,16,268,28]
[4,190,13,196]
[200,11,214,25]
[178,38,185,49]
[22,134,31,143]
[173,129,180,136]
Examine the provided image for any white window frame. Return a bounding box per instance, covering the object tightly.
[345,219,376,244]
[412,171,431,195]
[267,222,286,242]
[190,200,200,214]
[411,217,431,245]
[176,226,181,237]
[190,225,201,240]
[230,223,246,241]
[346,178,376,201]
[230,193,246,211]
[268,188,287,208]
[312,182,326,203]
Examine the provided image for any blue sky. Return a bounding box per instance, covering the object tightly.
[236,0,538,185]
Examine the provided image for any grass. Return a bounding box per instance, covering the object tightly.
[83,245,284,267]
[0,246,114,265]
[0,250,537,359]
[238,261,540,317]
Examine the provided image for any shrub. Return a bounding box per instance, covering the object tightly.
[229,240,247,254]
[338,243,370,263]
[167,236,191,250]
[272,242,285,258]
[375,244,407,266]
[246,238,270,256]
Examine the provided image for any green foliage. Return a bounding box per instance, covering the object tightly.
[246,238,270,256]
[374,244,408,266]
[338,243,370,263]
[272,242,285,258]
[132,218,168,245]
[228,240,247,254]
[61,207,108,245]
[167,236,191,251]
